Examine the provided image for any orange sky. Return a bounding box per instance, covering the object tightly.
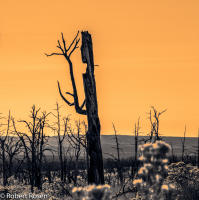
[0,0,199,137]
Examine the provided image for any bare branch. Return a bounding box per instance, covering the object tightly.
[57,81,74,106]
[159,109,167,116]
[67,31,80,51]
[57,40,65,55]
[67,125,87,149]
[61,32,67,53]
[46,32,87,116]
[68,38,80,57]
[66,92,74,97]
[19,120,32,134]
[45,53,63,57]
[45,32,80,59]
[148,107,167,142]
[112,122,121,162]
[80,100,86,109]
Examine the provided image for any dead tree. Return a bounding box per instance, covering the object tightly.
[0,112,22,185]
[0,112,11,186]
[170,143,175,162]
[13,106,51,191]
[148,107,167,143]
[46,31,104,184]
[5,135,23,178]
[66,120,88,183]
[112,123,123,184]
[131,118,140,177]
[181,125,186,161]
[134,118,140,162]
[66,121,84,185]
[53,103,70,183]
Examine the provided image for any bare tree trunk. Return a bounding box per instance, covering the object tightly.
[134,121,139,175]
[170,143,175,162]
[56,103,66,183]
[31,114,36,192]
[135,132,138,162]
[131,119,140,177]
[112,123,123,184]
[134,119,140,162]
[59,145,65,182]
[181,125,186,161]
[81,31,104,184]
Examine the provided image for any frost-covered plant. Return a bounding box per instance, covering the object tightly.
[72,184,111,200]
[133,141,175,200]
[166,162,199,199]
[42,177,72,198]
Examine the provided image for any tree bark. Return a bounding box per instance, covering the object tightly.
[81,31,104,184]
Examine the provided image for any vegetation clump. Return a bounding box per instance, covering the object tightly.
[133,140,176,200]
[166,161,199,199]
[72,184,111,200]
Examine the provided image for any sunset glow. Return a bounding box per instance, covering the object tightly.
[1,0,199,137]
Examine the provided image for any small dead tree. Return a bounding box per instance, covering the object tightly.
[53,103,70,183]
[67,121,87,185]
[0,112,22,185]
[5,135,23,178]
[148,107,167,143]
[170,143,175,162]
[46,31,104,184]
[181,125,186,161]
[131,118,140,177]
[13,106,51,191]
[0,112,11,186]
[111,123,123,184]
[134,118,140,162]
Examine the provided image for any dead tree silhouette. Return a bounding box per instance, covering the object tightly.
[132,118,140,177]
[0,112,11,186]
[53,103,70,183]
[12,106,51,192]
[181,125,186,161]
[112,123,123,185]
[148,107,167,143]
[46,31,104,184]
